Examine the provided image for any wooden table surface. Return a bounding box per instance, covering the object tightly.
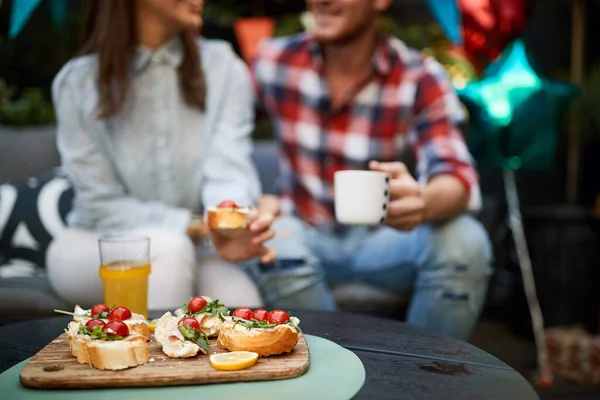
[0,310,539,399]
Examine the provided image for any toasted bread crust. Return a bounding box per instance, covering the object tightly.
[128,323,150,340]
[66,322,149,370]
[217,322,299,357]
[86,336,149,370]
[206,207,249,235]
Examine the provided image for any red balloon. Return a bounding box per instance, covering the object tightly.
[459,0,531,71]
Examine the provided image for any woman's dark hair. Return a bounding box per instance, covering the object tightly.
[79,0,206,119]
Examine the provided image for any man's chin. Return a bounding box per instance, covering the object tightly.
[313,28,348,44]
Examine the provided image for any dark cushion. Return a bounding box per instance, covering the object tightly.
[0,276,69,320]
[0,171,74,277]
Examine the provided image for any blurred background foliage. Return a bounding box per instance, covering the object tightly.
[0,0,597,137]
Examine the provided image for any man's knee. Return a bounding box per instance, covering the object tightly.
[271,215,306,236]
[432,215,492,276]
[268,216,312,260]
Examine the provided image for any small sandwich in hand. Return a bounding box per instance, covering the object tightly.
[66,319,149,370]
[58,304,150,341]
[154,312,211,358]
[174,296,230,337]
[206,200,252,237]
[217,308,301,357]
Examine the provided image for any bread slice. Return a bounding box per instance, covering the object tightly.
[199,314,224,337]
[86,335,149,370]
[154,312,209,358]
[206,206,251,237]
[173,306,224,338]
[217,318,300,357]
[66,321,90,364]
[73,305,150,340]
[66,321,149,370]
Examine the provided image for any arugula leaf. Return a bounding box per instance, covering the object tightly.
[194,334,211,353]
[178,324,211,353]
[232,317,277,331]
[178,325,197,341]
[77,325,125,341]
[231,317,301,333]
[54,309,90,318]
[92,311,109,319]
[185,299,230,317]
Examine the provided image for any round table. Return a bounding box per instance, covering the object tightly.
[0,310,538,399]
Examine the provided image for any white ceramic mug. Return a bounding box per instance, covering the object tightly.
[334,170,391,225]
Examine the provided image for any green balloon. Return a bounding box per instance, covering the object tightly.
[457,40,579,171]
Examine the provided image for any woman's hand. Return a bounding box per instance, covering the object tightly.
[187,217,208,246]
[208,210,277,264]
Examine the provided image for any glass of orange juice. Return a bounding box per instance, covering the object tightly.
[98,236,151,318]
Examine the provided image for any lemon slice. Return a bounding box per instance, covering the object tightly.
[147,319,158,333]
[209,351,259,371]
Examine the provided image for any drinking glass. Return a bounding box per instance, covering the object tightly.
[98,236,151,318]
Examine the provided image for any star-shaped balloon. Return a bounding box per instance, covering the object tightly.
[457,39,579,170]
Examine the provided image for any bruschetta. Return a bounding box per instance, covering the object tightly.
[154,312,211,358]
[217,308,301,357]
[66,319,149,370]
[206,200,252,237]
[173,296,229,337]
[70,304,150,340]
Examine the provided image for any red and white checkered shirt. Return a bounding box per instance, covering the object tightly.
[252,33,480,229]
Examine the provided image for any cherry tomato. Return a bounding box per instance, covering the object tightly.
[187,296,208,313]
[252,309,269,321]
[178,317,201,331]
[218,200,238,208]
[232,308,253,321]
[90,304,110,317]
[103,320,129,336]
[107,306,132,321]
[268,310,290,325]
[85,319,106,330]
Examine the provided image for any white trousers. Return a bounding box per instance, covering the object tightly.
[46,228,263,310]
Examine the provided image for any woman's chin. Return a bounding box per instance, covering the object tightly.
[186,15,203,30]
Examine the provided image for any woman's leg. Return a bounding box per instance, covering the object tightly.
[46,228,104,307]
[131,228,196,311]
[196,254,264,308]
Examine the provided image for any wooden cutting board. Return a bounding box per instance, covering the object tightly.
[19,333,309,389]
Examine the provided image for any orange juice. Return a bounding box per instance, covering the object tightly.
[99,261,151,318]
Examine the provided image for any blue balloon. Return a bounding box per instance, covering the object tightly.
[8,0,69,38]
[425,0,462,44]
[9,0,42,38]
[457,40,579,170]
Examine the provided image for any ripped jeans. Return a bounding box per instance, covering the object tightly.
[253,214,493,341]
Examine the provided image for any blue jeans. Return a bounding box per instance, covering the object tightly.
[253,215,493,341]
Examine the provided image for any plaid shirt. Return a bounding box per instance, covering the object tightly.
[252,33,480,229]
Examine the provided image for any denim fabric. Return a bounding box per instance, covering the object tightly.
[260,216,492,340]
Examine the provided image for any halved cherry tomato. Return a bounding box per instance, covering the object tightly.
[85,319,106,330]
[103,320,129,336]
[178,317,201,331]
[252,309,269,322]
[108,306,132,321]
[90,304,110,317]
[187,296,208,313]
[268,310,290,325]
[218,200,238,208]
[232,308,253,321]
